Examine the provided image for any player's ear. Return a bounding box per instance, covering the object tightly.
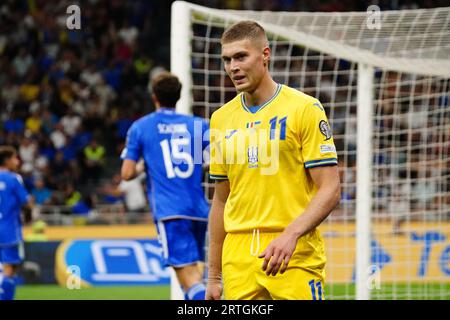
[262,46,270,67]
[151,93,159,106]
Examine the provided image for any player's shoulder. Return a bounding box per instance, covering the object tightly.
[0,171,23,185]
[210,94,241,123]
[168,113,208,132]
[13,173,25,185]
[129,113,154,132]
[281,85,326,116]
[281,85,318,106]
[178,113,206,124]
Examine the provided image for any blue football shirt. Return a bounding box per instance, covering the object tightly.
[0,171,29,245]
[121,108,210,221]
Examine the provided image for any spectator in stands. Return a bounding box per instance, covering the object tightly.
[118,173,148,221]
[31,178,53,206]
[48,151,70,188]
[12,48,33,79]
[134,53,153,85]
[97,173,149,223]
[118,19,139,47]
[80,64,103,88]
[83,138,106,183]
[1,80,20,110]
[50,123,67,150]
[60,107,82,137]
[72,124,92,155]
[3,111,24,135]
[98,174,125,205]
[19,135,38,170]
[111,109,134,155]
[63,184,84,212]
[20,162,35,192]
[40,108,58,136]
[94,78,117,116]
[25,107,42,134]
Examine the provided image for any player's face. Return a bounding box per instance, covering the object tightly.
[222,39,268,93]
[6,154,20,172]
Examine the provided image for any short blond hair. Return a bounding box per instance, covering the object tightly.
[221,20,268,48]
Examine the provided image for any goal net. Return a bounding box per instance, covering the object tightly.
[171,1,450,300]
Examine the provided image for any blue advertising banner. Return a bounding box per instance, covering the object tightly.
[0,242,60,284]
[55,239,170,287]
[23,241,60,284]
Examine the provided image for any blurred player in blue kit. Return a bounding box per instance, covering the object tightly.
[121,72,210,300]
[0,146,34,300]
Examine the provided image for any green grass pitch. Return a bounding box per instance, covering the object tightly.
[16,285,170,300]
[15,284,449,300]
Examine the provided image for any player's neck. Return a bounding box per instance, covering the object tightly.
[244,76,278,107]
[156,106,176,112]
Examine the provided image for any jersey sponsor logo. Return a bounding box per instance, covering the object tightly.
[319,120,332,141]
[0,182,5,190]
[320,144,336,154]
[225,129,238,139]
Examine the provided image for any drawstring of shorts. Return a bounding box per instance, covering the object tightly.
[250,229,260,256]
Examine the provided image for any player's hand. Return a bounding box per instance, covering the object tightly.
[205,275,223,300]
[258,231,298,276]
[136,159,145,175]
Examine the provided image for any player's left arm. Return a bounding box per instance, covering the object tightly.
[259,165,340,276]
[260,99,341,276]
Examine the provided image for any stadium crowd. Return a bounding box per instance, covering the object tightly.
[0,0,447,223]
[0,0,170,221]
[194,0,446,10]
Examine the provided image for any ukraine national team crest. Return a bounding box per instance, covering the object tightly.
[247,146,258,168]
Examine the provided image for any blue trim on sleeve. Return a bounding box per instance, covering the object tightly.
[209,174,228,180]
[313,102,324,112]
[304,158,338,169]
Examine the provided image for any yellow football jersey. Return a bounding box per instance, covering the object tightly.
[210,84,338,233]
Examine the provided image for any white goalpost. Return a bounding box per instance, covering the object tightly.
[170,1,450,300]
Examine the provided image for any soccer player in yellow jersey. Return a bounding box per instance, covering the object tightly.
[206,20,341,300]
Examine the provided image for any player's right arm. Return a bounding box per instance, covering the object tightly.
[14,174,34,224]
[121,159,145,181]
[206,180,229,300]
[22,195,35,224]
[121,122,144,181]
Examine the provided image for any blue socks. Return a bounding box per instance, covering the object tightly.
[185,282,206,300]
[0,276,16,300]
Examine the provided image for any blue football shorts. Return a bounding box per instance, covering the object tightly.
[0,242,24,265]
[156,218,207,268]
